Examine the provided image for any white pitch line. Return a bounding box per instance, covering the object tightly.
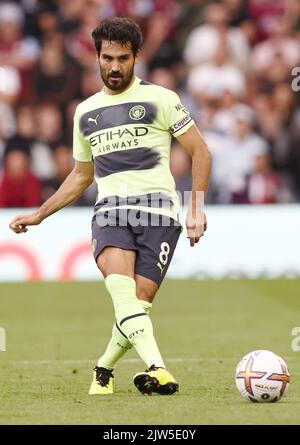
[2,357,236,365]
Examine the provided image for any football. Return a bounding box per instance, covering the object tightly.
[235,350,290,403]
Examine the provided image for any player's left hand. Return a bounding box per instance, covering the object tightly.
[186,210,207,247]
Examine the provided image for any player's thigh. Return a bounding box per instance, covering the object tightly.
[92,214,137,278]
[97,247,136,278]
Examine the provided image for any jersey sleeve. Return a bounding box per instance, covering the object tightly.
[73,108,93,162]
[163,90,194,137]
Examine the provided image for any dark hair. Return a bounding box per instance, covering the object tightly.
[4,136,31,160]
[92,17,143,57]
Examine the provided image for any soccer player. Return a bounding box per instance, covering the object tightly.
[9,17,212,396]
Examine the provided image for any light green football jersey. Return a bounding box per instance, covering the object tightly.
[73,76,194,221]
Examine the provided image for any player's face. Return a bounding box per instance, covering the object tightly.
[98,40,139,93]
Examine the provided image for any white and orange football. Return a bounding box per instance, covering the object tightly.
[235,350,290,403]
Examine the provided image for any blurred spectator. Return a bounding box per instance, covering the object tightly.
[111,0,154,19]
[111,0,180,27]
[0,2,40,100]
[33,34,81,105]
[66,1,102,68]
[251,92,280,141]
[270,84,299,167]
[245,153,289,204]
[252,84,299,179]
[202,129,230,203]
[177,0,209,50]
[193,98,220,133]
[14,103,36,142]
[36,8,60,39]
[206,105,271,203]
[42,144,74,201]
[226,105,270,203]
[224,0,249,27]
[0,146,41,208]
[142,12,181,72]
[183,2,250,70]
[187,39,246,104]
[148,67,177,90]
[211,91,243,135]
[57,0,86,34]
[2,103,35,171]
[285,0,300,32]
[249,0,285,41]
[35,102,64,145]
[0,101,16,141]
[251,17,300,76]
[31,102,63,180]
[0,65,21,104]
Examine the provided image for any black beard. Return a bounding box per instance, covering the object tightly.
[100,66,134,92]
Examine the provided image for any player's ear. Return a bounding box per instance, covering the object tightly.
[134,49,140,65]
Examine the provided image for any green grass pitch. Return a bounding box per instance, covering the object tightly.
[0,279,300,425]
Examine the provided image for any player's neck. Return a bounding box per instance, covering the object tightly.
[103,76,136,96]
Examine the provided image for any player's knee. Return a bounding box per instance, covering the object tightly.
[136,283,156,303]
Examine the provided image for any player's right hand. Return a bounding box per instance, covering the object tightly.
[186,210,207,247]
[9,213,43,234]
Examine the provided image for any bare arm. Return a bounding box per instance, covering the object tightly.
[176,125,212,246]
[9,161,94,234]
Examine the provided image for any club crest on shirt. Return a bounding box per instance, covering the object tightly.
[129,105,146,120]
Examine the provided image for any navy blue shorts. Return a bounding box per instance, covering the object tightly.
[91,209,181,286]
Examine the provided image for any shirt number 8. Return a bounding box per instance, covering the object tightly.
[159,242,170,266]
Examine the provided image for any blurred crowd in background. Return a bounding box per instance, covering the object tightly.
[0,0,299,208]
